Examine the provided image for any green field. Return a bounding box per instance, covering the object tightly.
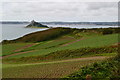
[2,56,107,78]
[2,27,119,78]
[2,43,33,56]
[3,33,118,59]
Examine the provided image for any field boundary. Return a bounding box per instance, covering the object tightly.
[61,38,85,46]
[19,56,109,66]
[2,50,36,59]
[13,43,39,52]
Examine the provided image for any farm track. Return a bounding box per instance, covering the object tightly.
[61,38,85,46]
[1,43,39,59]
[2,50,36,59]
[20,56,109,66]
[13,43,39,52]
[41,56,108,64]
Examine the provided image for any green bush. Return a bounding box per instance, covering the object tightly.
[102,29,113,35]
[66,59,120,80]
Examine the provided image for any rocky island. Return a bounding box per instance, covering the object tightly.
[26,20,49,28]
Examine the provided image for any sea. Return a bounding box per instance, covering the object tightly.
[1,23,118,42]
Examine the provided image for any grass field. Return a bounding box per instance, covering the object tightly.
[2,43,33,56]
[2,27,119,78]
[3,33,118,59]
[2,56,107,78]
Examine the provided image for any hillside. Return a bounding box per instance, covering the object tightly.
[2,27,120,79]
[2,27,120,44]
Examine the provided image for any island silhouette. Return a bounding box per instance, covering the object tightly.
[26,20,49,28]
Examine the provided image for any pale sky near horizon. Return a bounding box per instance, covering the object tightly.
[1,1,119,22]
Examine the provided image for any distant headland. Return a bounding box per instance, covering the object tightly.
[26,20,49,28]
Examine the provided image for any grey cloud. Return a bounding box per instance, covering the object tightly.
[2,2,118,22]
[87,2,117,10]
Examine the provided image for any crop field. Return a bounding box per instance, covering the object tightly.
[2,37,75,58]
[3,33,118,59]
[2,56,107,78]
[2,43,33,56]
[65,33,118,49]
[2,27,119,78]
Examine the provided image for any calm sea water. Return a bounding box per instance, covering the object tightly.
[1,23,47,41]
[1,23,117,41]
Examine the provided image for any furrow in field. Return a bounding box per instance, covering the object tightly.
[2,50,36,59]
[2,56,109,78]
[61,38,85,46]
[14,56,109,66]
[13,43,39,52]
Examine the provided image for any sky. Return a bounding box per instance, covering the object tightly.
[1,0,119,22]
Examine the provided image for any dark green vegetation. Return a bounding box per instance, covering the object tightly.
[2,27,120,78]
[65,52,120,80]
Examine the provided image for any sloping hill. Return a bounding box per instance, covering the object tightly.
[2,27,120,44]
[2,27,74,43]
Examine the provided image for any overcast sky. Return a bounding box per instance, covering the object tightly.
[1,1,118,22]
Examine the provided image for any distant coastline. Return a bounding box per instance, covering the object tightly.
[0,21,118,26]
[2,22,118,42]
